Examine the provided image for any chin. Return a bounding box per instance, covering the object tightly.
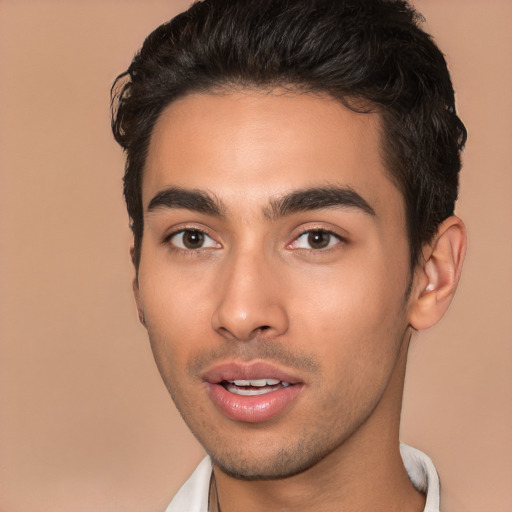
[207,433,338,481]
[211,454,315,481]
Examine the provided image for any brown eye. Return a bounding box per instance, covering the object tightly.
[290,229,341,250]
[307,230,332,249]
[182,230,204,249]
[169,229,219,250]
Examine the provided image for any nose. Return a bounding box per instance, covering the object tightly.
[211,250,289,341]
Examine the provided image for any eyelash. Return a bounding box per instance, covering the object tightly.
[288,227,346,251]
[164,227,346,253]
[164,228,220,252]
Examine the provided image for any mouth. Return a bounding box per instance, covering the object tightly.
[203,362,303,423]
[222,378,292,396]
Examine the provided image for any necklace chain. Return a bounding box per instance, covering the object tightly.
[208,472,220,512]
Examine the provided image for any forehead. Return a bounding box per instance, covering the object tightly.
[143,90,404,222]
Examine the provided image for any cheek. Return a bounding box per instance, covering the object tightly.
[289,262,408,371]
[138,262,214,367]
[139,243,213,318]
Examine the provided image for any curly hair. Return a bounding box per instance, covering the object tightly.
[111,0,466,269]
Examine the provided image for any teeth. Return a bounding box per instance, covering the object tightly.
[226,386,275,396]
[224,379,292,395]
[231,378,281,387]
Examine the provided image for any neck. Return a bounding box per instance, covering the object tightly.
[211,336,425,512]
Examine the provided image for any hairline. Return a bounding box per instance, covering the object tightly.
[137,84,417,264]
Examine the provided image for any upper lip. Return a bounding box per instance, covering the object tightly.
[201,361,303,385]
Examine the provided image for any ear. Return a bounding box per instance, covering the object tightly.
[130,245,146,328]
[408,216,466,331]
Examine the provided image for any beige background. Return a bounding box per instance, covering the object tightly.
[0,1,511,511]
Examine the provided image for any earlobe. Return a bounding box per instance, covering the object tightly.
[409,216,466,331]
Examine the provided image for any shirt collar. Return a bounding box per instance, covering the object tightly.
[166,443,440,512]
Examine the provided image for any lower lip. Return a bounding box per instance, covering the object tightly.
[207,383,303,423]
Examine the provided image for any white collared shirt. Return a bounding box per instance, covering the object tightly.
[166,443,441,512]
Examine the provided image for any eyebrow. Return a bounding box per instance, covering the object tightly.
[147,187,225,217]
[265,186,376,219]
[146,184,375,219]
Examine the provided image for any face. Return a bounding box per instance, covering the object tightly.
[136,90,415,479]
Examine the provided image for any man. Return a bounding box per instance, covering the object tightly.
[111,0,466,510]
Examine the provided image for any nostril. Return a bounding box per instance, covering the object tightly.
[211,300,289,341]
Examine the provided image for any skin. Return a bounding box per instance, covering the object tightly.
[134,90,466,511]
